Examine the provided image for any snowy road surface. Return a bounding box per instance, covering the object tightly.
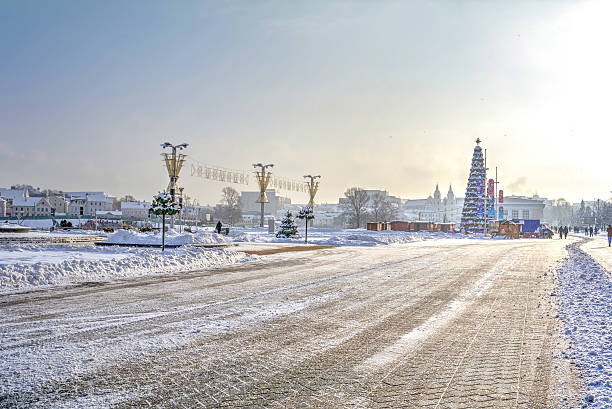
[0,238,597,408]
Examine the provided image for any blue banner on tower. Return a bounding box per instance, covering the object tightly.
[477,204,483,217]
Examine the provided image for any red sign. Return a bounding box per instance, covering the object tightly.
[487,179,495,197]
[499,189,504,203]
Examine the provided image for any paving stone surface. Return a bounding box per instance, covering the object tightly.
[0,239,585,408]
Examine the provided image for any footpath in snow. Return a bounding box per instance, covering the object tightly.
[556,240,612,407]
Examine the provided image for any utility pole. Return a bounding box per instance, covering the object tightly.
[495,166,499,221]
[484,148,489,236]
[303,175,321,209]
[253,163,274,227]
[161,142,188,228]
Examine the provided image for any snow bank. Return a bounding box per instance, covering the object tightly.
[556,241,612,407]
[103,229,231,246]
[228,227,470,247]
[0,244,251,291]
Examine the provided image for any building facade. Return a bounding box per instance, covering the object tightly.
[240,189,291,216]
[66,192,113,216]
[422,185,463,223]
[121,201,151,219]
[501,195,546,221]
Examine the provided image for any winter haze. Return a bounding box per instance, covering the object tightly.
[1,0,610,204]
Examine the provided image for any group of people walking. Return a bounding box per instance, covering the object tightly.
[556,226,569,239]
[555,224,612,247]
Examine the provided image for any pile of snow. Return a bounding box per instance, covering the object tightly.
[0,244,251,291]
[228,227,471,247]
[103,229,231,246]
[556,241,611,407]
[17,219,82,229]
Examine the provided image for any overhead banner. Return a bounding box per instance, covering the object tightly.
[499,189,504,203]
[498,206,504,220]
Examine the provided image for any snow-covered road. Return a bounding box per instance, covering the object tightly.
[0,237,605,408]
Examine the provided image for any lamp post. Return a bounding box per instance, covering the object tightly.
[253,163,274,227]
[303,175,321,209]
[161,142,188,228]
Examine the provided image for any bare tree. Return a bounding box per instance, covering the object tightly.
[342,187,369,228]
[218,186,242,225]
[369,192,398,222]
[369,192,386,222]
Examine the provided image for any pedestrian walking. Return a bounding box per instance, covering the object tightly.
[564,226,568,239]
[589,226,594,237]
[215,220,223,234]
[608,225,612,247]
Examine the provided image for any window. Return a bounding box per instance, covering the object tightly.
[512,210,519,219]
[522,210,529,219]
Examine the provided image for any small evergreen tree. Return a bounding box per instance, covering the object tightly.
[296,207,314,243]
[276,211,299,238]
[150,192,181,251]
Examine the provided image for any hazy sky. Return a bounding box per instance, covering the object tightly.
[1,0,610,205]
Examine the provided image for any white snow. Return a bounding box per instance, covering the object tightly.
[228,227,472,247]
[0,227,500,292]
[103,229,231,246]
[0,245,252,291]
[556,240,612,407]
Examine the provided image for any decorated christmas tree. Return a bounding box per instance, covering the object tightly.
[460,139,487,232]
[276,211,299,238]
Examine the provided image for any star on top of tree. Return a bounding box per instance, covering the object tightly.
[475,138,482,145]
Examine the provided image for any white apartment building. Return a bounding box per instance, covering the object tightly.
[121,201,151,219]
[66,192,113,216]
[9,197,43,217]
[500,195,546,221]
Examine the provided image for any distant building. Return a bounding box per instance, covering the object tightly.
[240,189,291,216]
[0,188,28,202]
[421,185,463,223]
[0,198,6,217]
[34,197,54,216]
[66,192,113,216]
[501,195,546,221]
[46,195,68,214]
[184,205,214,223]
[8,197,43,217]
[121,201,151,219]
